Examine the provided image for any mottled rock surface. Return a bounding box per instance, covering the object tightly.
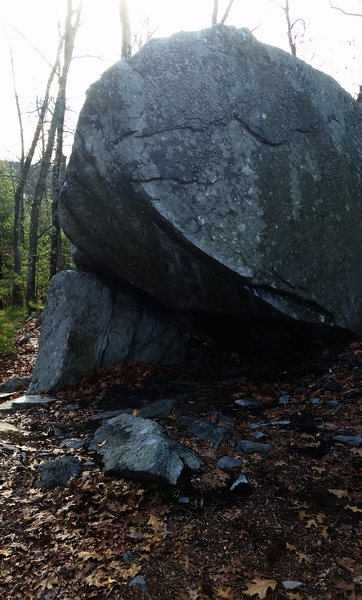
[60,26,362,335]
[29,270,191,394]
[90,413,202,485]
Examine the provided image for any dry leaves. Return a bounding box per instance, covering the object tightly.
[243,578,277,599]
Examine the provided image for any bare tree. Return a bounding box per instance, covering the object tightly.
[49,1,82,280]
[269,0,305,56]
[26,0,82,305]
[120,0,132,58]
[329,2,362,17]
[329,2,362,102]
[212,0,235,25]
[11,35,64,305]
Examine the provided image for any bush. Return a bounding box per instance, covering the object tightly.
[0,307,27,355]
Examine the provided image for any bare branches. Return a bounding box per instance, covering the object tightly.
[269,0,306,56]
[220,0,236,24]
[212,0,235,25]
[329,2,362,17]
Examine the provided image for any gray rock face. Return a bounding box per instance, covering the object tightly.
[29,270,191,394]
[60,26,362,335]
[36,456,81,489]
[0,394,56,413]
[90,413,202,485]
[0,376,31,393]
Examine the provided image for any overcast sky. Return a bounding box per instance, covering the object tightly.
[0,0,361,160]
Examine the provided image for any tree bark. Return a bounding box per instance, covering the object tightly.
[11,35,63,305]
[212,0,219,25]
[120,0,132,58]
[26,0,82,305]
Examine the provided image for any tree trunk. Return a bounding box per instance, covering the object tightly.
[120,0,132,58]
[12,36,63,305]
[212,0,218,25]
[26,0,82,305]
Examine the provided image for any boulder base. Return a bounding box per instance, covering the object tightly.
[29,271,191,394]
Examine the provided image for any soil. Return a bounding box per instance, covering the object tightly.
[0,318,361,600]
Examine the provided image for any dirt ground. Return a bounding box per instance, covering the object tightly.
[0,318,361,600]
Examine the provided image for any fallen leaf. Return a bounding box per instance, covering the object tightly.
[214,586,234,598]
[328,489,348,498]
[133,409,141,416]
[286,543,297,552]
[345,505,362,513]
[287,594,303,600]
[321,526,329,539]
[147,514,163,532]
[296,551,312,565]
[244,578,277,599]
[97,439,108,448]
[306,519,318,528]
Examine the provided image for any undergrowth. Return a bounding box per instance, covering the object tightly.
[0,307,27,355]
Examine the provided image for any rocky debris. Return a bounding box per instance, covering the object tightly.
[61,26,362,337]
[0,376,31,393]
[28,270,191,394]
[236,439,271,453]
[282,581,303,590]
[139,397,176,419]
[333,434,362,447]
[90,398,177,422]
[0,422,23,437]
[128,575,152,599]
[230,474,250,492]
[35,456,81,490]
[0,394,56,414]
[235,398,263,407]
[279,394,290,405]
[122,550,135,564]
[178,416,232,448]
[90,413,202,485]
[216,456,243,470]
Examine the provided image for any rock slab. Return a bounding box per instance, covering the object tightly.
[90,413,202,485]
[29,270,191,394]
[60,25,362,335]
[36,456,81,489]
[0,395,56,413]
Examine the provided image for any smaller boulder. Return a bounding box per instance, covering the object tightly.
[0,376,31,393]
[36,456,81,489]
[90,413,202,485]
[0,395,56,414]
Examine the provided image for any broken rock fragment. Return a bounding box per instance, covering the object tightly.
[90,413,202,485]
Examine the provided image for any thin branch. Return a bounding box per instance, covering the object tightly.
[220,0,236,24]
[329,2,362,16]
[212,0,218,25]
[7,40,24,166]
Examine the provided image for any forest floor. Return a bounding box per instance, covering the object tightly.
[0,318,361,600]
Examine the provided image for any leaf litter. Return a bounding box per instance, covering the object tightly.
[0,322,361,599]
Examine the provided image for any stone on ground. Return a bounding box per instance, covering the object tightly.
[90,413,202,485]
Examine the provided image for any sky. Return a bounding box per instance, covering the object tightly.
[0,0,361,161]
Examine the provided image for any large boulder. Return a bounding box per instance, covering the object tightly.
[29,270,190,394]
[60,26,362,335]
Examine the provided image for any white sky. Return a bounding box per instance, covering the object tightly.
[0,0,361,160]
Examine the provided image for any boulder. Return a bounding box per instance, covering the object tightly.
[29,270,191,394]
[60,25,362,335]
[89,413,202,485]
